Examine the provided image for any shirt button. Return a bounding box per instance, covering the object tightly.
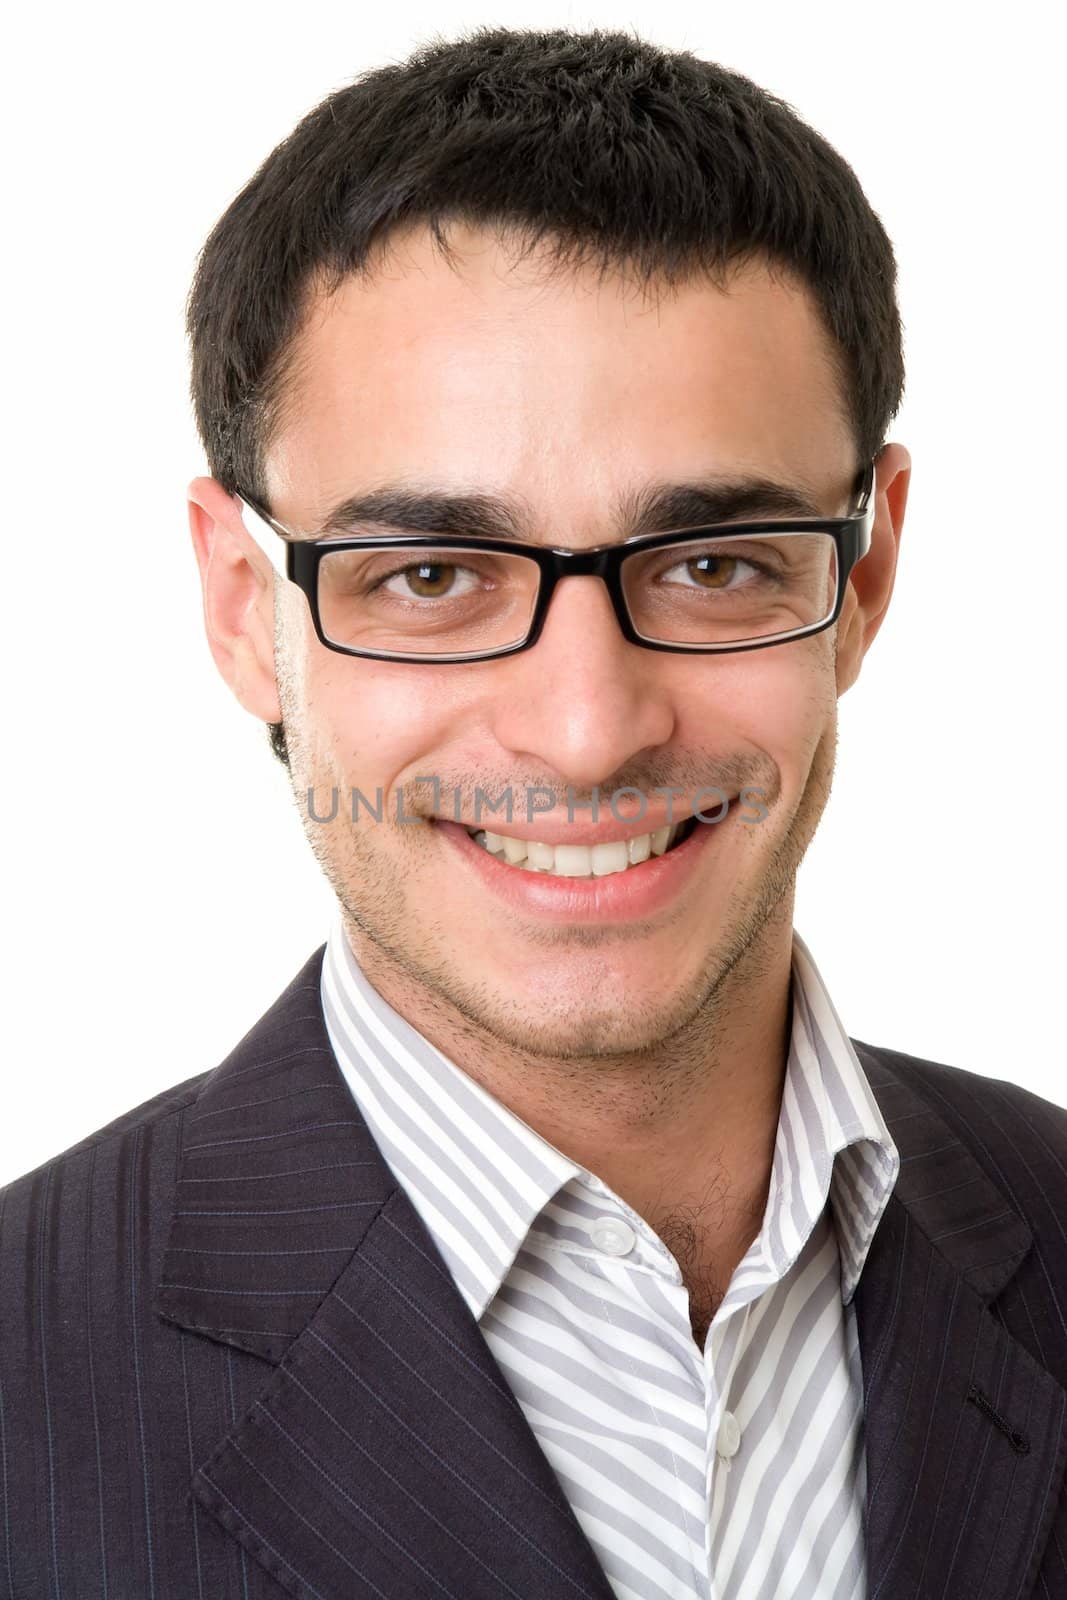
[717,1411,741,1459]
[591,1217,636,1257]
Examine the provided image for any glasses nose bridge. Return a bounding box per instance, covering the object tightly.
[549,545,615,579]
[540,545,628,636]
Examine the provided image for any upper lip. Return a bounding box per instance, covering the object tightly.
[436,798,734,848]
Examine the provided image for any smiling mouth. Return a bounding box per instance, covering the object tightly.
[463,816,700,878]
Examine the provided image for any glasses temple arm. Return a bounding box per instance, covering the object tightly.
[234,493,290,577]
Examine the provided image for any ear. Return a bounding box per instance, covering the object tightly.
[834,442,911,696]
[187,475,282,723]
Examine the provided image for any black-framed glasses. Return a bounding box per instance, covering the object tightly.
[236,461,876,663]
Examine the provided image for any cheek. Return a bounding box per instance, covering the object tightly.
[676,647,833,762]
[309,658,477,785]
[771,647,840,788]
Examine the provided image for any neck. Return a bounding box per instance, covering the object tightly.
[341,901,794,1251]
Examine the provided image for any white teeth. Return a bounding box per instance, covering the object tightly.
[553,844,593,877]
[466,821,689,876]
[592,840,630,876]
[628,833,651,865]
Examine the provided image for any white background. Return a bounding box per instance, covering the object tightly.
[2,0,1063,1186]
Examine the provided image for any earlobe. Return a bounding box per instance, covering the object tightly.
[835,443,911,696]
[186,476,283,724]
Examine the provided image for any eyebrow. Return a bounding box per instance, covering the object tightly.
[313,474,830,543]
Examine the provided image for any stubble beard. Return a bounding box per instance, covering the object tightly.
[278,719,837,1075]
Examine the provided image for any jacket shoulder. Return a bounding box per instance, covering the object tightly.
[855,1036,1067,1130]
[1,945,330,1204]
[853,1036,1067,1210]
[0,1067,210,1201]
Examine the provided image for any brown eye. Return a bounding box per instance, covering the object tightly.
[656,552,758,591]
[402,562,461,597]
[683,554,739,589]
[377,560,484,601]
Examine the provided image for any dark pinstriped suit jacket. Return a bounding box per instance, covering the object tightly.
[2,943,1066,1600]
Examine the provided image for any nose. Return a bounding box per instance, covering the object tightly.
[487,573,677,789]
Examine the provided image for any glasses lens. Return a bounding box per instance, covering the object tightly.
[316,545,541,658]
[621,531,839,646]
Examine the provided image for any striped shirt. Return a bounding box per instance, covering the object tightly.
[320,910,900,1600]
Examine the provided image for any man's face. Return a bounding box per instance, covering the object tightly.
[246,225,887,1058]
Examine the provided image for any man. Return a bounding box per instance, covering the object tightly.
[1,25,1064,1600]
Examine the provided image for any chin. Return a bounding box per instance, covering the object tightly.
[465,972,705,1059]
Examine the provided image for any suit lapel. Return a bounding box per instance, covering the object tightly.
[156,947,615,1599]
[852,1043,1067,1600]
[156,949,1067,1600]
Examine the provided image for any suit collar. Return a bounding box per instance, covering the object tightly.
[850,1040,1065,1599]
[156,943,391,1364]
[156,949,1066,1600]
[157,943,619,1598]
[850,1040,1034,1301]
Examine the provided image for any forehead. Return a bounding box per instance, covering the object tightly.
[264,223,853,524]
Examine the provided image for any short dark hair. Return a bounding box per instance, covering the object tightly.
[186,26,905,769]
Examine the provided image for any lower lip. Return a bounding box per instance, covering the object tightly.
[434,809,731,922]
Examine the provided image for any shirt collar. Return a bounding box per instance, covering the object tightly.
[782,930,900,1303]
[321,908,899,1321]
